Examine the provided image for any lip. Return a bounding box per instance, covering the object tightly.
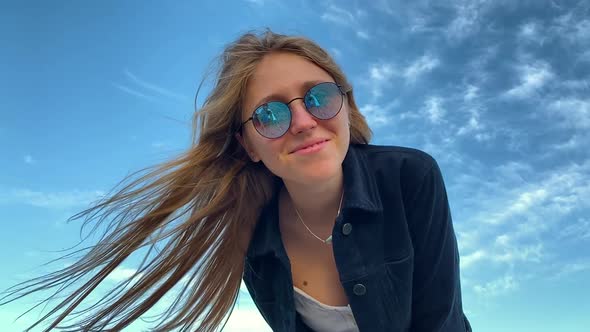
[290,139,329,155]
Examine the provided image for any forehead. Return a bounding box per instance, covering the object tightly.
[250,52,332,83]
[243,52,334,107]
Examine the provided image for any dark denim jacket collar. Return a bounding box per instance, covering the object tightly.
[246,143,383,260]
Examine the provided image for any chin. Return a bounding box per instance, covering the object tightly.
[296,160,342,182]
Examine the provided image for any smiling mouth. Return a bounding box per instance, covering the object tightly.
[290,139,329,154]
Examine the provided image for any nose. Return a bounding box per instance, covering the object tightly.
[288,99,317,135]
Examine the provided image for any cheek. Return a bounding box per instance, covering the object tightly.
[260,153,289,178]
[333,111,350,134]
[342,105,351,124]
[256,141,284,163]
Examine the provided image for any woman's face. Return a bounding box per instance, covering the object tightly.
[237,52,351,186]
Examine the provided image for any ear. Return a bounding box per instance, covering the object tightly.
[235,132,260,162]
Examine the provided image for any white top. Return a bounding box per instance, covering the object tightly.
[293,286,360,332]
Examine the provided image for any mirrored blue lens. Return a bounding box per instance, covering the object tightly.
[304,82,343,120]
[250,83,343,138]
[252,102,291,138]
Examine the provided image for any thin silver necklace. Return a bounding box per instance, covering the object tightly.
[292,190,344,245]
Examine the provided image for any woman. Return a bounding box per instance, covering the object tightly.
[1,30,471,332]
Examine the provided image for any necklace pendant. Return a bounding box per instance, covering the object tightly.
[325,235,333,244]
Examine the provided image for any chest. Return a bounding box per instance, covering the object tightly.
[278,211,350,307]
[244,203,417,332]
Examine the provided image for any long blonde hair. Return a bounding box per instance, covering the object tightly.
[1,29,372,331]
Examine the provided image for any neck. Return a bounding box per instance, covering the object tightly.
[280,168,344,228]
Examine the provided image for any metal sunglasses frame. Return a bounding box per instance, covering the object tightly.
[236,81,349,139]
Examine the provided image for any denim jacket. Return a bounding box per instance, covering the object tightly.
[243,143,472,332]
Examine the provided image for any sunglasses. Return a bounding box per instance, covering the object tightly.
[238,82,348,139]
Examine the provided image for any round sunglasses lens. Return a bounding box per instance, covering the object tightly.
[252,102,291,138]
[304,83,343,120]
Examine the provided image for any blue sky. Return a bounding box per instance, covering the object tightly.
[1,0,589,331]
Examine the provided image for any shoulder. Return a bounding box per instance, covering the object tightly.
[349,143,445,209]
[351,143,438,180]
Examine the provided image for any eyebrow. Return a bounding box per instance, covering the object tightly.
[251,79,328,111]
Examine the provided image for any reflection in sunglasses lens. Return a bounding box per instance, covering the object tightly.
[254,82,342,138]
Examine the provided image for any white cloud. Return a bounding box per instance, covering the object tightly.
[492,244,543,264]
[519,21,537,38]
[496,161,534,184]
[395,1,498,42]
[356,30,370,39]
[24,155,35,164]
[320,5,356,26]
[462,250,487,269]
[365,62,396,98]
[407,14,435,33]
[1,188,105,209]
[474,132,493,142]
[329,48,342,58]
[112,83,156,101]
[359,100,398,128]
[106,267,142,282]
[457,230,480,252]
[461,235,543,269]
[225,308,272,331]
[474,274,519,297]
[466,44,498,84]
[456,85,493,141]
[551,13,590,45]
[457,114,482,136]
[151,141,168,149]
[548,98,590,129]
[518,21,544,44]
[505,61,554,99]
[320,5,369,40]
[551,261,590,279]
[559,218,590,241]
[463,85,479,102]
[114,69,187,103]
[398,111,419,121]
[422,96,446,124]
[124,69,187,101]
[550,134,584,151]
[371,0,395,16]
[487,188,549,225]
[403,54,440,84]
[545,167,590,214]
[543,12,590,63]
[494,234,511,247]
[562,79,590,90]
[445,0,490,41]
[573,19,590,42]
[451,158,590,289]
[369,63,395,81]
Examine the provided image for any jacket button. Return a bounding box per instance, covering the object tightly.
[342,223,353,235]
[353,283,366,296]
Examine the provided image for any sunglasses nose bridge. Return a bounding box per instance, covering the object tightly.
[287,98,318,133]
[285,96,304,107]
[286,97,313,118]
[287,96,314,116]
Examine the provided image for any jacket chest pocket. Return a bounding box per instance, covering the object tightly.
[342,254,414,331]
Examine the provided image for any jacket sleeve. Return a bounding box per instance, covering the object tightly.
[405,158,472,332]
